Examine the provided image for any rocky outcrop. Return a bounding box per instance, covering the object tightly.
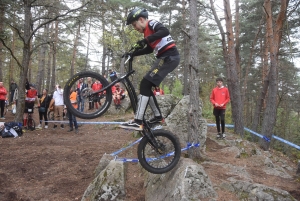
[82,95,298,200]
[221,180,297,201]
[164,95,207,152]
[81,159,126,201]
[144,158,217,201]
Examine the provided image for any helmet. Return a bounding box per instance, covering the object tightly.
[126,8,148,25]
[29,83,36,88]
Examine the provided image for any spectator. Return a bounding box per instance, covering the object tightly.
[210,77,230,139]
[0,82,8,119]
[67,88,79,134]
[153,86,164,96]
[108,69,118,82]
[24,82,39,127]
[87,77,94,110]
[113,83,125,109]
[37,89,51,129]
[9,80,18,103]
[52,85,64,129]
[77,78,87,112]
[13,87,18,106]
[92,80,103,109]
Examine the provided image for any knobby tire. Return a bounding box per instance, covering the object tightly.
[63,71,112,119]
[137,129,181,174]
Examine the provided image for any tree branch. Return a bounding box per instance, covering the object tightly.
[181,28,190,38]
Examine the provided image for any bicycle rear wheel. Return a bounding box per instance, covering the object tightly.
[63,71,112,119]
[48,111,54,121]
[137,129,181,174]
[27,118,35,131]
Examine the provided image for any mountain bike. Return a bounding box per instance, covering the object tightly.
[63,46,181,174]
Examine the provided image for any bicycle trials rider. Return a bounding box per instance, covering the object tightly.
[120,8,180,131]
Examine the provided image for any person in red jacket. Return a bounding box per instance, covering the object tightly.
[113,83,125,110]
[91,80,103,109]
[0,82,8,119]
[210,77,230,139]
[153,86,164,96]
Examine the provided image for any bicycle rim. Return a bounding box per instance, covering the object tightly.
[137,129,181,174]
[48,111,54,121]
[63,71,112,119]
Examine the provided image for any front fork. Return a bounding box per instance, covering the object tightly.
[141,121,163,154]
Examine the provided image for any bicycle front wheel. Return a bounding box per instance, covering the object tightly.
[27,118,35,131]
[137,129,181,174]
[63,71,112,119]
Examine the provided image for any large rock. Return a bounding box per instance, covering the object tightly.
[144,158,217,201]
[81,160,126,201]
[221,180,297,201]
[165,95,207,151]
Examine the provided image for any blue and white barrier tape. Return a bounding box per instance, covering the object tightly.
[113,142,200,163]
[45,120,124,125]
[110,137,142,156]
[208,124,299,150]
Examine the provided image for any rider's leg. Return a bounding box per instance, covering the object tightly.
[133,78,154,124]
[148,93,163,124]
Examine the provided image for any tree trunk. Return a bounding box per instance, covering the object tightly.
[234,0,241,81]
[15,0,32,122]
[45,23,51,92]
[187,0,201,159]
[260,0,288,150]
[71,22,81,76]
[223,0,244,137]
[0,3,5,81]
[182,0,189,96]
[51,20,59,90]
[85,18,91,71]
[37,32,47,93]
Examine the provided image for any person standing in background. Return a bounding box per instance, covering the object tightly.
[9,80,18,103]
[37,89,51,129]
[67,88,79,134]
[210,77,230,139]
[52,85,64,129]
[0,82,7,119]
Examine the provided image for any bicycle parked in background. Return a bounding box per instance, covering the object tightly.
[63,46,181,174]
[27,108,35,131]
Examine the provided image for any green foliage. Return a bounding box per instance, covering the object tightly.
[163,78,183,98]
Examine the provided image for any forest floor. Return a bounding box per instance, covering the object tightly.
[0,108,300,201]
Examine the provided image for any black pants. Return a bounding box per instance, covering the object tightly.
[39,110,48,125]
[0,100,5,117]
[213,108,226,134]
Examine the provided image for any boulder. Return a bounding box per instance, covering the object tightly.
[81,160,126,201]
[144,158,217,201]
[221,180,297,201]
[164,95,207,151]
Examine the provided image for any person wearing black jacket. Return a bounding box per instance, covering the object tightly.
[37,89,51,129]
[9,80,18,103]
[120,8,180,131]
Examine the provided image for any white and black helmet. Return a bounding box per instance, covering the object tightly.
[126,8,148,25]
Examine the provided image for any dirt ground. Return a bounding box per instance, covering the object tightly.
[0,109,300,201]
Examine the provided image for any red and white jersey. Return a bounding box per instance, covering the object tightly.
[144,20,176,56]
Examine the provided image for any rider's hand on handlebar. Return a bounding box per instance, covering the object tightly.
[135,39,147,48]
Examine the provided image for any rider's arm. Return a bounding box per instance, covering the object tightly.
[145,22,169,43]
[133,45,153,56]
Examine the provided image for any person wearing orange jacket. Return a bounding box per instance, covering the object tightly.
[153,86,164,96]
[0,82,8,119]
[67,88,79,134]
[210,77,230,139]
